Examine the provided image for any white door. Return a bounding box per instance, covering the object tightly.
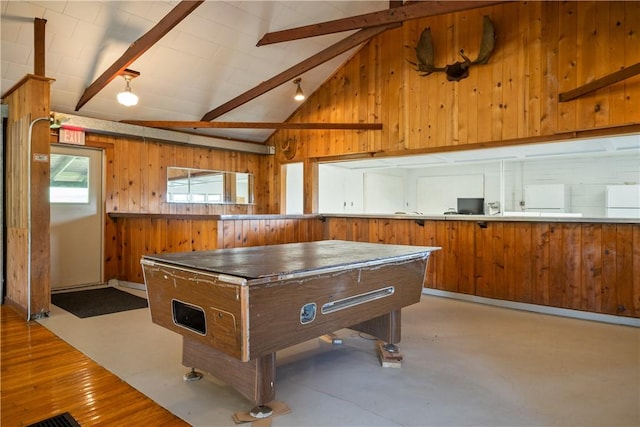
[50,145,103,289]
[283,162,303,214]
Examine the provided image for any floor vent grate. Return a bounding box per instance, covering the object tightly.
[27,412,81,427]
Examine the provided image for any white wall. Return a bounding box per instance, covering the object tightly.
[318,150,638,218]
[319,166,405,213]
[363,171,406,214]
[504,152,640,217]
[407,163,500,214]
[319,165,358,213]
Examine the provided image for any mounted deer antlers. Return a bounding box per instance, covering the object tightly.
[409,15,496,82]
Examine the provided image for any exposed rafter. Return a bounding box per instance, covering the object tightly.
[34,18,46,76]
[257,1,506,46]
[122,120,383,130]
[559,62,640,102]
[201,23,400,122]
[74,0,203,111]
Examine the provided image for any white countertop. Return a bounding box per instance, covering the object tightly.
[319,213,640,224]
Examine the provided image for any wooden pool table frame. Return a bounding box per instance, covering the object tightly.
[141,240,438,405]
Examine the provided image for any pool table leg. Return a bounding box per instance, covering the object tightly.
[349,309,402,344]
[182,337,276,405]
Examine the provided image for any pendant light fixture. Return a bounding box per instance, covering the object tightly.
[49,112,70,129]
[293,78,305,101]
[117,69,140,106]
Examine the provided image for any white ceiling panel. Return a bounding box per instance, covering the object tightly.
[1,39,31,64]
[43,8,79,38]
[63,1,102,22]
[3,1,47,19]
[2,0,390,143]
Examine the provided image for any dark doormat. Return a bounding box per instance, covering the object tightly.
[28,411,80,427]
[51,287,148,319]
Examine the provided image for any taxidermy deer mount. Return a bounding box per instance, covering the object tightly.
[279,137,298,160]
[409,15,496,82]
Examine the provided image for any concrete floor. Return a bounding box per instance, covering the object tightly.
[39,291,639,427]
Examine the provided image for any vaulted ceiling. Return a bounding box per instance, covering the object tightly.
[1,1,496,144]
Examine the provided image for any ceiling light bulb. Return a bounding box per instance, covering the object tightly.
[293,78,305,101]
[117,76,138,106]
[49,112,70,129]
[117,90,138,106]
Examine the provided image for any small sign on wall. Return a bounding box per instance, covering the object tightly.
[59,128,85,145]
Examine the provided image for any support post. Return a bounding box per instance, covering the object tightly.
[1,75,54,319]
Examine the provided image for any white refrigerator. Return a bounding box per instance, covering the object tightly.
[525,184,569,214]
[606,185,640,218]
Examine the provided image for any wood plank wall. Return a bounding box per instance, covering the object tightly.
[112,216,324,283]
[80,134,269,216]
[265,1,640,213]
[324,217,640,319]
[75,133,270,279]
[111,215,638,319]
[44,1,639,321]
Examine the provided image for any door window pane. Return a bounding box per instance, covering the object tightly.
[50,154,90,203]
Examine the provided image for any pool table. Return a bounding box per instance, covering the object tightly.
[141,240,439,405]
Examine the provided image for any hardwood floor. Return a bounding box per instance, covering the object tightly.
[0,305,188,426]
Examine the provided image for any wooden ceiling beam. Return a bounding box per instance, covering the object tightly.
[34,18,46,76]
[257,1,506,46]
[201,23,400,122]
[74,0,203,111]
[559,62,640,102]
[122,120,382,130]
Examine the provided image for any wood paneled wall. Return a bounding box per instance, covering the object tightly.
[76,133,270,279]
[81,134,269,215]
[265,1,640,213]
[42,1,640,322]
[111,215,638,319]
[111,216,324,282]
[324,217,640,319]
